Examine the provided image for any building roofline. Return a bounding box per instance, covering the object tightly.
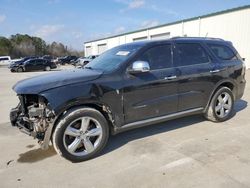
[84,4,250,44]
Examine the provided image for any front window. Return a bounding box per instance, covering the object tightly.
[85,44,142,72]
[136,44,172,70]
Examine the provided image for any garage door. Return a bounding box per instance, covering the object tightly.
[85,46,92,56]
[150,32,170,40]
[98,44,107,54]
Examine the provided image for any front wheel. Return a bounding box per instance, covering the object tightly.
[53,107,109,162]
[204,87,234,122]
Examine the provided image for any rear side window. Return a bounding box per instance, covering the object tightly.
[175,43,209,66]
[28,60,35,65]
[36,59,45,64]
[0,57,9,61]
[138,44,172,70]
[207,43,237,60]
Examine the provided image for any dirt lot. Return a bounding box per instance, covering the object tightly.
[0,66,249,188]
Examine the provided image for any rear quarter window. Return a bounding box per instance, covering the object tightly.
[0,57,9,61]
[207,43,237,61]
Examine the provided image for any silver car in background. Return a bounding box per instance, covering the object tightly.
[74,55,98,67]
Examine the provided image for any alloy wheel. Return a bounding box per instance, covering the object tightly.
[215,92,232,118]
[63,117,103,156]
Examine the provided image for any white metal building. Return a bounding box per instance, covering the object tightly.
[84,5,250,68]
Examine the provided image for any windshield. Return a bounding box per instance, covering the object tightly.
[85,44,142,72]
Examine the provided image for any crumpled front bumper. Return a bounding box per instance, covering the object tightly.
[10,106,20,126]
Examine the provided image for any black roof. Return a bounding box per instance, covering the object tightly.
[119,37,228,47]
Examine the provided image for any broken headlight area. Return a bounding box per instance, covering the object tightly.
[10,94,55,144]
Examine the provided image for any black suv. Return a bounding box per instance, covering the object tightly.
[10,37,246,162]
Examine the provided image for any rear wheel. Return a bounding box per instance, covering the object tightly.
[45,66,51,71]
[204,87,234,122]
[53,107,109,162]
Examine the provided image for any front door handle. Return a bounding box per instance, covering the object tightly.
[210,69,220,73]
[164,75,177,80]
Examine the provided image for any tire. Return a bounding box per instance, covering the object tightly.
[17,67,24,72]
[204,87,234,122]
[45,66,51,71]
[53,107,109,162]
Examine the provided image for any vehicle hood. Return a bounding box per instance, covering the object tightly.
[13,69,103,94]
[10,60,24,66]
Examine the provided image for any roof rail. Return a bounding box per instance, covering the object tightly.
[171,36,224,41]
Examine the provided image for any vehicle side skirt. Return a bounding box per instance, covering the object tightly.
[113,107,204,134]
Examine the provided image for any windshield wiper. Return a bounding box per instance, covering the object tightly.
[84,66,103,71]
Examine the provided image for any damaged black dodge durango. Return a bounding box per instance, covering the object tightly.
[10,37,246,162]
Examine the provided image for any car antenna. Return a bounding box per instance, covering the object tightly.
[205,32,208,39]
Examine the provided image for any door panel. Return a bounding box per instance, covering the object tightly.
[123,69,178,124]
[25,60,36,71]
[122,43,178,124]
[35,60,45,70]
[177,63,215,110]
[174,42,216,111]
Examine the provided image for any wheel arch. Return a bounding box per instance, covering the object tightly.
[204,80,236,112]
[52,102,116,137]
[18,66,25,72]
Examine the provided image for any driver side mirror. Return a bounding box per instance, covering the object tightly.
[128,61,150,74]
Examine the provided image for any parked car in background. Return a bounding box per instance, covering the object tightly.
[8,56,37,69]
[57,56,78,65]
[10,58,57,72]
[0,56,11,65]
[74,55,98,67]
[69,57,82,65]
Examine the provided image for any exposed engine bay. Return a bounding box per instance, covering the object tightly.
[10,94,55,149]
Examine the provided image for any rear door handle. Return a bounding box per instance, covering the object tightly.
[210,69,220,73]
[164,75,177,80]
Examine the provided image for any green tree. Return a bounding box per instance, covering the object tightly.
[0,36,12,56]
[0,33,83,58]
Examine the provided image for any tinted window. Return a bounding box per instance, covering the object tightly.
[26,60,35,65]
[175,43,209,66]
[137,44,172,70]
[207,43,237,60]
[36,59,46,64]
[0,57,9,61]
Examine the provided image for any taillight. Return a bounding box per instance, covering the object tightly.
[242,60,246,76]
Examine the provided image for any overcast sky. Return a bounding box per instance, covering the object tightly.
[0,0,249,50]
